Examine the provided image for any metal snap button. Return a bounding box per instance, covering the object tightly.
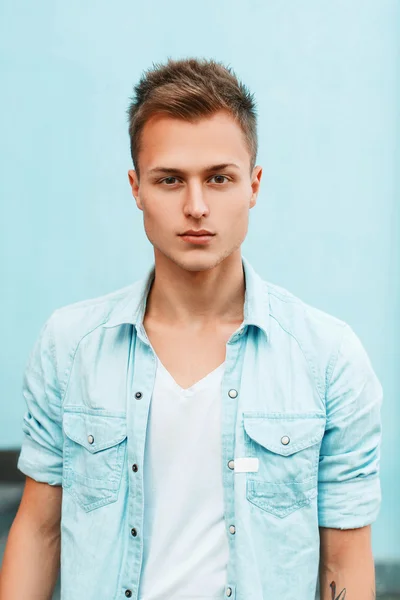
[87,435,94,444]
[135,392,142,399]
[229,525,236,534]
[281,435,290,445]
[226,588,232,597]
[228,389,238,398]
[228,460,234,470]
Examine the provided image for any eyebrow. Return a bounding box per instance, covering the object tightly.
[147,163,241,176]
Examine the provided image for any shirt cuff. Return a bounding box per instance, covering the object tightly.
[318,475,381,529]
[17,438,63,486]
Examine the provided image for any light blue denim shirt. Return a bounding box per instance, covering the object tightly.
[17,255,382,600]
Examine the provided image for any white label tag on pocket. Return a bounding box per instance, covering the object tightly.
[234,457,259,473]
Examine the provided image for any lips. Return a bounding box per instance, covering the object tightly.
[180,231,214,236]
[179,232,215,245]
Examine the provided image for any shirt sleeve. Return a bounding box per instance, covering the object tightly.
[17,312,64,486]
[317,323,383,529]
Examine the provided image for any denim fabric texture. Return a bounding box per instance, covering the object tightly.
[17,255,382,600]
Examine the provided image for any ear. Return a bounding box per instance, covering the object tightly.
[128,169,143,211]
[250,165,262,208]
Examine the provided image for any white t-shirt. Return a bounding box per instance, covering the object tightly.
[138,356,229,600]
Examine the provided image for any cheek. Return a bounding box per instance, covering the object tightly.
[143,201,174,235]
[222,201,249,227]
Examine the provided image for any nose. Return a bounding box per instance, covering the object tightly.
[183,181,210,218]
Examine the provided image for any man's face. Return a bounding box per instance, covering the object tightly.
[128,109,262,272]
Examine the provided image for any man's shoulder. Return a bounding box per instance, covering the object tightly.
[264,278,348,350]
[48,280,141,344]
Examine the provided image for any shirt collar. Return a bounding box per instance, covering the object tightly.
[102,254,270,340]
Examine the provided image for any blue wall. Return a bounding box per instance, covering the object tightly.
[1,0,398,562]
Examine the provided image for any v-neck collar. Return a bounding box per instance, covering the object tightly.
[156,357,225,396]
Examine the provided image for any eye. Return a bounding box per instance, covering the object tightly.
[160,176,180,185]
[158,174,231,186]
[209,175,230,184]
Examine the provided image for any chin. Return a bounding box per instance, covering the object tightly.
[178,251,239,274]
[177,256,218,272]
[157,248,219,272]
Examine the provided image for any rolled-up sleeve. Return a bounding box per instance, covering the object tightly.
[17,312,63,486]
[318,323,383,529]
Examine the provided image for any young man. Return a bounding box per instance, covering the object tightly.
[0,58,382,600]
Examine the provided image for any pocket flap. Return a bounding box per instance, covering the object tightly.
[63,410,127,454]
[243,412,325,456]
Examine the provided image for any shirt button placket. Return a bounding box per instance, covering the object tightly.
[226,387,238,598]
[129,390,142,597]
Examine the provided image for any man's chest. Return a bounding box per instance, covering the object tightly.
[142,317,243,390]
[61,321,327,517]
[62,321,325,417]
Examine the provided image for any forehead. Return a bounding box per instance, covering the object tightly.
[139,110,250,172]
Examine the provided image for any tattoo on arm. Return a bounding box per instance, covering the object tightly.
[327,578,376,599]
[330,581,347,599]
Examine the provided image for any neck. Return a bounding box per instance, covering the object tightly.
[144,250,245,328]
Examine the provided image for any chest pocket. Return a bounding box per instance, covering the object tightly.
[242,412,325,518]
[63,408,127,512]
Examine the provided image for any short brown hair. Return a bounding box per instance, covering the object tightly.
[127,57,258,181]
